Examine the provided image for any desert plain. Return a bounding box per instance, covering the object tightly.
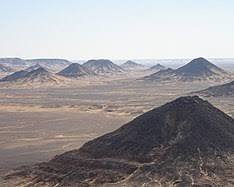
[0,66,233,182]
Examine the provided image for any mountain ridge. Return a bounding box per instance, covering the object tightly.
[0,58,72,71]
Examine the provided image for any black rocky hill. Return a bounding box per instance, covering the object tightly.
[78,96,234,162]
[83,59,124,74]
[5,96,234,186]
[175,57,226,77]
[0,67,59,83]
[57,63,96,77]
[144,57,230,81]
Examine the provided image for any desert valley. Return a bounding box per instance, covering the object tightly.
[0,57,233,186]
[1,1,234,186]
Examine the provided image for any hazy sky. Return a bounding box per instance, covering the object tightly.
[0,0,234,60]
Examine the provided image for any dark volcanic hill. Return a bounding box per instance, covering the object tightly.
[0,70,28,82]
[0,67,63,84]
[17,67,61,83]
[120,60,145,70]
[176,57,227,77]
[144,57,231,81]
[6,96,234,186]
[83,59,124,74]
[57,63,96,77]
[195,80,234,97]
[0,65,44,82]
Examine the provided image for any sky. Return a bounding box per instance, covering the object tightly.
[0,0,234,60]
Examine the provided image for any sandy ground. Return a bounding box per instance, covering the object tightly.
[0,111,131,176]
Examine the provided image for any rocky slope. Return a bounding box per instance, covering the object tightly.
[0,64,14,72]
[195,80,234,97]
[5,96,234,186]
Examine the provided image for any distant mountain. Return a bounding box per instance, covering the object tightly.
[57,63,96,77]
[176,57,227,76]
[0,67,63,84]
[148,63,166,72]
[0,64,14,72]
[120,60,145,70]
[144,57,231,81]
[0,58,26,67]
[83,59,124,74]
[6,96,234,186]
[25,59,72,71]
[0,58,72,71]
[195,80,234,97]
